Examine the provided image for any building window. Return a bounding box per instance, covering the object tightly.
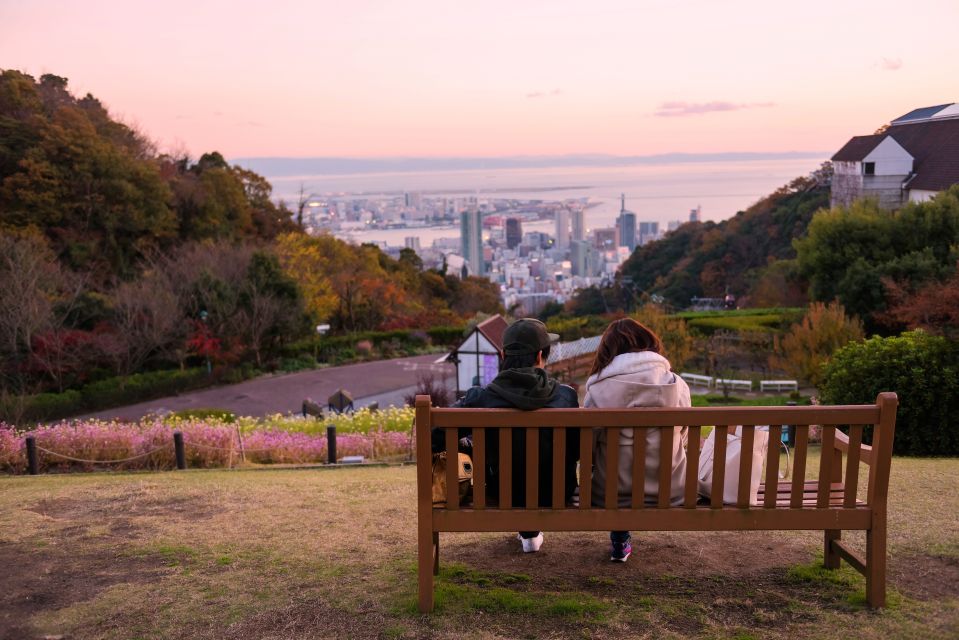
[863,162,876,176]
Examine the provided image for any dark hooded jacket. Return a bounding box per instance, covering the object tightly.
[432,367,579,507]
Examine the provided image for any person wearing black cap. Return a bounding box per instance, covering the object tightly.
[431,318,580,553]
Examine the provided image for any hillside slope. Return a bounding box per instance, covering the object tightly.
[618,166,831,307]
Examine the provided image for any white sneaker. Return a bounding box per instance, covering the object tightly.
[518,532,544,553]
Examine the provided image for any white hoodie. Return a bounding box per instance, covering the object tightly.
[584,351,691,506]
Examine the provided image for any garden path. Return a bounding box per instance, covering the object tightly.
[76,354,453,420]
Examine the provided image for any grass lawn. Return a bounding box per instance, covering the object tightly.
[1,455,957,639]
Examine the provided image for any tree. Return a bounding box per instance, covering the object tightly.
[881,269,959,339]
[796,186,959,330]
[632,304,694,370]
[770,301,864,386]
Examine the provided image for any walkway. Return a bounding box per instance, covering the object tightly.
[79,354,453,420]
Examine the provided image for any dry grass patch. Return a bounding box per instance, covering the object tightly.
[0,459,957,639]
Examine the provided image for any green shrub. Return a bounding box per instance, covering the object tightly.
[819,331,959,455]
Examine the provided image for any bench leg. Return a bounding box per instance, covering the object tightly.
[866,520,886,608]
[418,527,434,613]
[433,532,439,576]
[824,529,841,569]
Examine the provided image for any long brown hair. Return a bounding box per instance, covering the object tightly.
[588,317,664,377]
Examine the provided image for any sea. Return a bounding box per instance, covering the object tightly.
[264,157,824,247]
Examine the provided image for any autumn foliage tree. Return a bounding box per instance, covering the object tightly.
[770,301,864,386]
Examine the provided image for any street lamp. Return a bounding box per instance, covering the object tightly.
[314,323,330,363]
[199,310,212,375]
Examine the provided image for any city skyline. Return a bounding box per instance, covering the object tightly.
[2,0,955,158]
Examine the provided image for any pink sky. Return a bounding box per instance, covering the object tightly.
[2,0,956,158]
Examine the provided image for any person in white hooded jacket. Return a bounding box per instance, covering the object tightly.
[584,318,691,562]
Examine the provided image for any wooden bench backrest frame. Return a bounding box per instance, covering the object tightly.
[415,392,898,612]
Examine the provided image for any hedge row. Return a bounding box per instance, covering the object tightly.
[4,368,215,425]
[820,330,959,456]
[281,326,466,359]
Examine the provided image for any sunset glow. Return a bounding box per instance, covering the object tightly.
[2,0,956,158]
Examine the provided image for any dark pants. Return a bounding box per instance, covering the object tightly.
[611,531,630,544]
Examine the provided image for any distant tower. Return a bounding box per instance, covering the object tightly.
[689,205,701,223]
[505,217,523,249]
[571,208,585,242]
[555,208,570,250]
[617,194,637,251]
[460,208,484,275]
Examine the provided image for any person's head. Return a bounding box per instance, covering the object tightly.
[500,318,557,371]
[589,317,664,377]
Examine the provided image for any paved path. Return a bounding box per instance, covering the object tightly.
[80,354,454,420]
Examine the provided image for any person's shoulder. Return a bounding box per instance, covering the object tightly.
[553,383,579,407]
[456,386,488,407]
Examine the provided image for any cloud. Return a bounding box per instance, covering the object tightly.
[654,101,775,117]
[879,57,902,71]
[526,88,563,99]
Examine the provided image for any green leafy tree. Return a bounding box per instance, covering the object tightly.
[819,331,959,455]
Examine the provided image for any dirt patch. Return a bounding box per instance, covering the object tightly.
[27,494,217,522]
[891,553,959,601]
[0,542,169,640]
[212,599,398,640]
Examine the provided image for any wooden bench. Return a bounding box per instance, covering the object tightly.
[415,392,898,612]
[714,378,753,392]
[760,380,800,393]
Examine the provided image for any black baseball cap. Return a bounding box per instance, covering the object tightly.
[502,318,559,356]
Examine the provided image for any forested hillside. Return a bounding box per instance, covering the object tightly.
[616,165,832,308]
[0,71,501,418]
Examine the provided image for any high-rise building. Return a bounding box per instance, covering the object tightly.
[460,209,484,275]
[571,208,585,242]
[617,193,637,251]
[570,240,592,277]
[690,205,701,222]
[505,217,523,249]
[555,208,570,250]
[638,221,659,245]
[404,236,421,251]
[592,227,617,250]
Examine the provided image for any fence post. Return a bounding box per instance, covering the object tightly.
[785,401,797,447]
[26,436,38,475]
[173,431,186,470]
[327,425,337,464]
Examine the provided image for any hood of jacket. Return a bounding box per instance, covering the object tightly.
[584,351,690,409]
[486,367,559,410]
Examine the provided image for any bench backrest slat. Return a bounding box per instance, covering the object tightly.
[736,425,756,508]
[427,406,880,428]
[606,427,620,510]
[499,428,512,509]
[526,428,539,509]
[684,426,700,508]
[445,428,459,510]
[473,427,486,509]
[658,426,674,508]
[632,428,647,509]
[790,427,810,508]
[817,426,837,508]
[579,428,592,509]
[711,425,728,509]
[764,425,782,508]
[843,425,863,508]
[867,393,898,508]
[552,427,565,509]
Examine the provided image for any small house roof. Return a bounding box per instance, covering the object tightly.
[891,103,955,126]
[474,315,508,350]
[831,134,884,161]
[889,118,959,191]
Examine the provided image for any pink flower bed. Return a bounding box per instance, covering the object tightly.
[0,419,413,474]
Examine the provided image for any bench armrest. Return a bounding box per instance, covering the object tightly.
[833,429,874,466]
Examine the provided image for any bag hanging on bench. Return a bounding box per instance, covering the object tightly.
[431,452,474,507]
[698,425,770,505]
